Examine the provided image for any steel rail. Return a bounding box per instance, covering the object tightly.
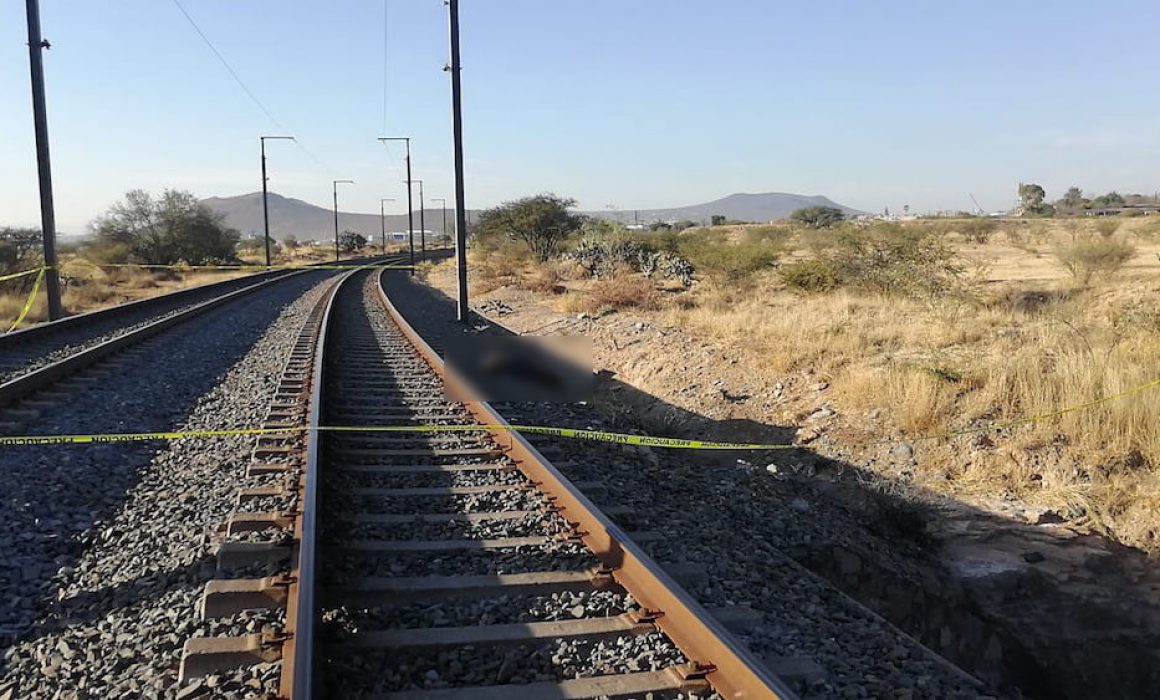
[0,268,290,348]
[0,270,317,408]
[0,254,405,348]
[370,270,797,700]
[282,268,359,698]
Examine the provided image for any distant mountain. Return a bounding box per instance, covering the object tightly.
[201,192,450,242]
[586,192,863,224]
[202,190,862,241]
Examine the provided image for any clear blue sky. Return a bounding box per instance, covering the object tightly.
[3,0,1159,232]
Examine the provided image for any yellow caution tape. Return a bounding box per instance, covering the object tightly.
[0,427,296,446]
[0,267,48,284]
[70,262,413,272]
[6,267,45,333]
[0,378,1157,449]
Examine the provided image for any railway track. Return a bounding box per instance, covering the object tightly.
[184,269,794,698]
[0,258,404,410]
[0,267,298,387]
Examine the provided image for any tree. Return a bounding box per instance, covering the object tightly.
[92,189,239,264]
[1018,183,1052,216]
[474,193,582,261]
[1057,186,1088,213]
[790,206,845,229]
[1090,191,1126,209]
[710,214,727,226]
[0,227,42,274]
[339,231,368,253]
[283,235,299,250]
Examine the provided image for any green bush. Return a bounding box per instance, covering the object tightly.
[783,224,965,298]
[676,229,786,286]
[780,259,841,292]
[1054,236,1136,286]
[790,206,845,229]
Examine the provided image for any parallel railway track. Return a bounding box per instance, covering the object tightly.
[0,258,403,410]
[185,268,794,698]
[0,268,296,387]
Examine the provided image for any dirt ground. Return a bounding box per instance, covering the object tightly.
[419,243,1160,696]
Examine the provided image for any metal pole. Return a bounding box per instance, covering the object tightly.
[25,0,62,320]
[447,0,469,322]
[261,139,271,267]
[432,198,447,248]
[404,145,414,275]
[379,198,394,256]
[333,182,340,262]
[417,180,426,261]
[260,136,293,267]
[378,137,415,275]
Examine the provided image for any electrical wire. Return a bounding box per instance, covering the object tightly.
[168,0,333,174]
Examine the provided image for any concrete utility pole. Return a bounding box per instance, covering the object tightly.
[260,136,294,267]
[25,0,62,320]
[332,179,354,261]
[446,0,469,322]
[378,137,415,275]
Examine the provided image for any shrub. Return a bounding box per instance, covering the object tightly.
[561,270,661,314]
[790,206,845,229]
[676,229,786,287]
[473,193,582,262]
[566,236,693,286]
[956,218,998,244]
[0,227,42,275]
[1054,236,1136,286]
[782,224,965,299]
[339,231,367,253]
[780,259,841,292]
[1093,219,1120,238]
[92,189,239,265]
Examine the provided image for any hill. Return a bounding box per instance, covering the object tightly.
[201,192,449,242]
[585,192,862,224]
[201,190,863,242]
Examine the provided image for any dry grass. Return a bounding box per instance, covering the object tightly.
[461,216,1160,549]
[653,219,1160,548]
[557,269,661,315]
[0,256,252,328]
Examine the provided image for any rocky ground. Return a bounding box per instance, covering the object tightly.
[0,271,335,698]
[380,269,998,699]
[400,263,1160,699]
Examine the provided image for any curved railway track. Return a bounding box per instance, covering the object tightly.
[0,258,403,410]
[184,269,794,699]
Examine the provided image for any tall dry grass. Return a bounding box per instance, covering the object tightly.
[462,216,1160,548]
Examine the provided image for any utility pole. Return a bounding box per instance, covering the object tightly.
[446,0,469,322]
[378,137,414,275]
[380,197,395,255]
[332,179,354,262]
[260,136,294,267]
[25,0,62,320]
[432,198,447,248]
[414,179,426,261]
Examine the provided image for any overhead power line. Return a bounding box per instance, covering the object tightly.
[168,0,333,174]
[383,0,390,133]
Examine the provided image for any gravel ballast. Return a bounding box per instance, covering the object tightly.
[379,269,998,699]
[0,271,335,698]
[0,271,296,386]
